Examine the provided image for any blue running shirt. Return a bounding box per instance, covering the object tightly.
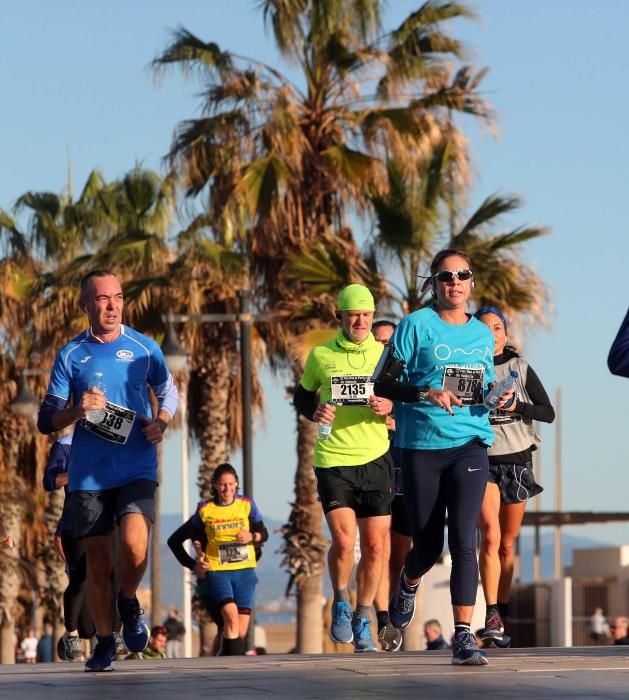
[392,307,496,450]
[46,325,176,491]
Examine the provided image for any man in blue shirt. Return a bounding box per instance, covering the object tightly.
[608,308,629,378]
[38,270,179,672]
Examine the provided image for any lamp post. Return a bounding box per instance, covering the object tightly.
[9,371,41,419]
[160,322,192,657]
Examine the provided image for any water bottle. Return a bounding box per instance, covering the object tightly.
[85,372,107,423]
[317,401,334,441]
[484,371,518,410]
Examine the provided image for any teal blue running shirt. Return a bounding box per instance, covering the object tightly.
[45,325,178,491]
[392,307,496,450]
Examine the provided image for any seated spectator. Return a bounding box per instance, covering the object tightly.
[611,616,629,645]
[163,610,185,659]
[127,626,168,659]
[424,619,449,651]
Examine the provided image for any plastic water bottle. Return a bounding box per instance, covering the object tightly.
[317,401,334,441]
[86,372,107,423]
[484,371,518,410]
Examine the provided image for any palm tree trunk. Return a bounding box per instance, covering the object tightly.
[281,412,327,654]
[0,499,24,663]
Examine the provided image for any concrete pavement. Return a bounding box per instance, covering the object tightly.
[0,646,628,699]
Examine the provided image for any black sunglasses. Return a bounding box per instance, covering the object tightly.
[433,269,473,283]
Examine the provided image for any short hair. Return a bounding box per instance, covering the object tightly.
[79,269,118,300]
[424,619,442,632]
[151,625,167,637]
[372,320,397,332]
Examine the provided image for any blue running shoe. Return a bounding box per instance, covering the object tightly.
[330,601,353,644]
[352,617,378,653]
[117,592,149,653]
[84,635,116,672]
[389,571,418,630]
[451,631,488,666]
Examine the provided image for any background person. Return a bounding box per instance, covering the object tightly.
[169,464,268,656]
[611,616,629,645]
[163,609,185,659]
[475,306,554,646]
[371,319,406,653]
[294,285,394,653]
[127,625,168,659]
[37,269,179,672]
[21,629,38,664]
[424,619,449,651]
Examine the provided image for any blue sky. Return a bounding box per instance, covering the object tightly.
[2,2,628,549]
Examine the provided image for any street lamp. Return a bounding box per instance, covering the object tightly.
[10,371,41,418]
[160,323,193,658]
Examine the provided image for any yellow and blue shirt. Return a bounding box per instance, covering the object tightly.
[190,495,263,571]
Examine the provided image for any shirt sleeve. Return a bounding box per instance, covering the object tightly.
[42,441,70,491]
[608,308,629,378]
[166,517,205,571]
[300,348,321,393]
[148,343,179,418]
[517,365,555,423]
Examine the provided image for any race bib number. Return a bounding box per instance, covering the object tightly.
[82,400,136,444]
[330,375,374,406]
[442,366,485,406]
[218,542,251,565]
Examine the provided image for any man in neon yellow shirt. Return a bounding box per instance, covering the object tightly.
[294,284,394,653]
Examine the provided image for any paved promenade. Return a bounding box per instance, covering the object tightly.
[0,647,627,699]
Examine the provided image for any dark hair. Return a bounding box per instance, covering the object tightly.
[80,269,118,300]
[211,463,239,499]
[151,625,167,637]
[372,320,397,332]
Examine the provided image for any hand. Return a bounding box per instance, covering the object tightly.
[385,415,396,431]
[237,529,253,545]
[496,389,516,411]
[77,387,106,419]
[313,402,336,425]
[368,395,393,416]
[425,389,463,416]
[141,415,166,445]
[192,540,211,577]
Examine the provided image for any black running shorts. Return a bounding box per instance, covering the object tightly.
[487,462,542,505]
[315,452,394,518]
[67,478,157,539]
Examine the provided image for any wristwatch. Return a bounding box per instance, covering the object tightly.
[416,386,430,401]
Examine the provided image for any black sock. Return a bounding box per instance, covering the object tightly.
[498,602,510,619]
[333,587,350,604]
[401,571,420,593]
[353,604,371,621]
[96,634,114,644]
[376,610,390,631]
[221,637,245,656]
[454,622,471,638]
[486,603,499,618]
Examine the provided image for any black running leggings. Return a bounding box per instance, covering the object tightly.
[61,534,95,639]
[401,440,489,606]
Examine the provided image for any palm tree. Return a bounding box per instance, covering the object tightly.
[152,0,490,652]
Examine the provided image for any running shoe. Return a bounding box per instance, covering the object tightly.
[378,621,403,652]
[58,632,84,662]
[330,601,353,644]
[388,571,418,629]
[113,631,127,657]
[451,631,488,666]
[480,611,505,642]
[352,617,378,653]
[84,635,116,672]
[117,592,149,653]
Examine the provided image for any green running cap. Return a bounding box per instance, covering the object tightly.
[337,284,375,312]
